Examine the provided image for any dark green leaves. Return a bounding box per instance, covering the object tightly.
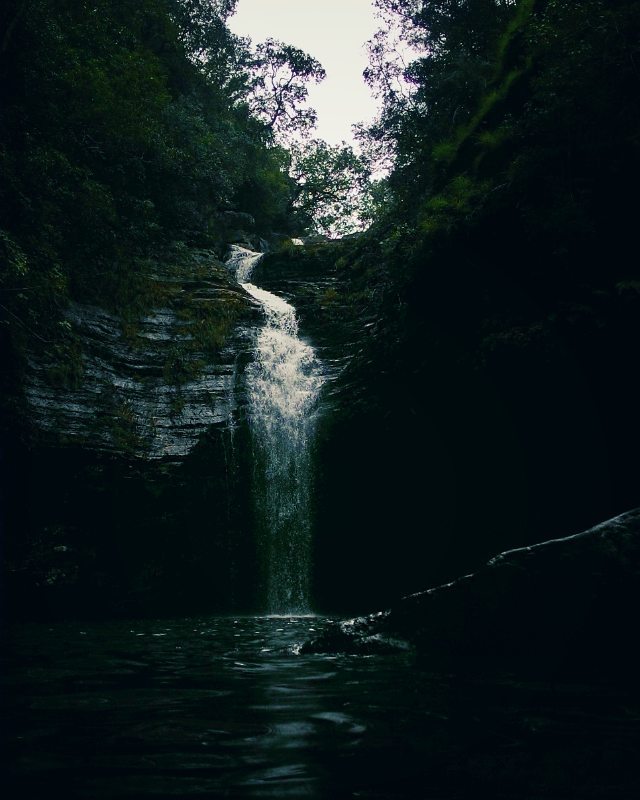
[248,38,326,141]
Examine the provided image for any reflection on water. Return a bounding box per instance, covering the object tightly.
[2,616,639,798]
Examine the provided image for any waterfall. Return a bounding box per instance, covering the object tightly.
[227,246,325,614]
[226,246,264,284]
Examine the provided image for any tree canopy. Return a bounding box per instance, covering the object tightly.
[287,139,370,237]
[248,39,326,141]
[0,0,351,347]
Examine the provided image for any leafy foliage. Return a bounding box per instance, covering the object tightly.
[313,0,640,604]
[287,140,370,236]
[363,0,521,204]
[0,0,306,350]
[248,39,326,141]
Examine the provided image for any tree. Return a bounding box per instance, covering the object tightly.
[167,0,251,100]
[362,0,519,206]
[248,39,325,141]
[0,0,297,340]
[287,139,370,236]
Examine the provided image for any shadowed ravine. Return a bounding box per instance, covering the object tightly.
[227,246,325,614]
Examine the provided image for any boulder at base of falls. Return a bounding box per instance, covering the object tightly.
[305,509,640,677]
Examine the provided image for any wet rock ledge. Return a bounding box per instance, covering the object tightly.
[23,248,259,460]
[305,509,640,677]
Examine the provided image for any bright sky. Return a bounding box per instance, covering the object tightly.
[228,0,380,146]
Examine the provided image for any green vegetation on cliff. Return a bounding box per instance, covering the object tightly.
[0,1,289,346]
[309,0,640,610]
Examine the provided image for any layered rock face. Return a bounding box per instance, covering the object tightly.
[23,250,259,460]
[303,509,640,677]
[2,249,264,617]
[251,242,361,383]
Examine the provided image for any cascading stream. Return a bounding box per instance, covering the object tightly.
[227,246,325,614]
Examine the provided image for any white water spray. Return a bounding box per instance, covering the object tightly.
[227,246,325,614]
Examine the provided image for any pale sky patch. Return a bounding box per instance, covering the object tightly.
[228,0,380,146]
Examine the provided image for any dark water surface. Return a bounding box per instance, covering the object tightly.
[2,616,639,799]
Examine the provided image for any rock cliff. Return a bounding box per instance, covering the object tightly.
[22,249,259,460]
[2,247,264,618]
[303,508,640,677]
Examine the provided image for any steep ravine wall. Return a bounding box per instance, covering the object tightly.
[5,236,632,620]
[1,249,264,618]
[26,279,251,459]
[253,242,421,613]
[255,240,640,616]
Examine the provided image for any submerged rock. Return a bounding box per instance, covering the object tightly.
[305,509,640,676]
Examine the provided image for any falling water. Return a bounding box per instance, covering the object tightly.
[227,246,325,614]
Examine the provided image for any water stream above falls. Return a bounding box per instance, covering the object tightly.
[227,246,325,615]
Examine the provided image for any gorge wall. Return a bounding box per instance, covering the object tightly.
[3,231,639,621]
[2,246,263,618]
[253,237,640,615]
